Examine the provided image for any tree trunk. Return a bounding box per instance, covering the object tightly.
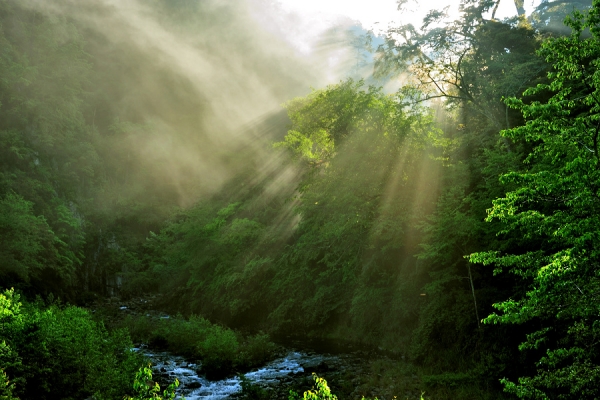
[491,0,501,19]
[514,0,526,16]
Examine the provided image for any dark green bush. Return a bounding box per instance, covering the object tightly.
[239,374,268,400]
[288,374,338,400]
[124,364,179,400]
[0,368,18,400]
[118,315,277,379]
[197,325,239,379]
[0,288,143,400]
[237,333,277,369]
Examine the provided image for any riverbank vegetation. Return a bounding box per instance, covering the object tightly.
[0,288,142,399]
[117,314,277,379]
[1,0,600,398]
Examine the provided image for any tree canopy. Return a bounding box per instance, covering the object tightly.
[2,0,600,398]
[471,1,600,397]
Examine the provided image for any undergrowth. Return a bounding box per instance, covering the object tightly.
[0,288,143,400]
[117,314,278,379]
[360,359,508,400]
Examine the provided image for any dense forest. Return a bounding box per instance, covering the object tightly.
[1,0,600,398]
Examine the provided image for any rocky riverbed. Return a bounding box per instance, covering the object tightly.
[135,341,427,400]
[92,295,425,399]
[136,346,349,399]
[137,344,405,399]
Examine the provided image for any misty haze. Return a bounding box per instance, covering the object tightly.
[0,1,597,399]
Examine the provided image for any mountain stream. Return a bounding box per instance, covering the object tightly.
[136,345,358,399]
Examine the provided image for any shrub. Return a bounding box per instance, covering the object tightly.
[289,374,338,400]
[0,288,143,400]
[0,368,18,400]
[237,333,277,369]
[118,315,278,379]
[124,364,179,400]
[239,374,268,400]
[197,326,239,379]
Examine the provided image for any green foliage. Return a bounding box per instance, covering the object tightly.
[470,1,600,397]
[239,374,268,400]
[365,0,554,376]
[289,374,338,400]
[0,193,48,281]
[140,74,512,392]
[118,315,277,379]
[0,192,82,286]
[267,80,442,337]
[138,198,274,319]
[0,1,94,293]
[374,1,546,132]
[0,288,143,400]
[0,368,18,400]
[277,79,437,163]
[124,365,180,400]
[531,0,593,34]
[276,79,378,163]
[197,325,239,377]
[408,138,524,370]
[3,0,596,397]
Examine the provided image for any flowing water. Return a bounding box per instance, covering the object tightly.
[136,346,351,399]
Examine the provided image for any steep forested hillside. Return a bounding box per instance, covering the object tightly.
[1,0,600,399]
[0,0,317,298]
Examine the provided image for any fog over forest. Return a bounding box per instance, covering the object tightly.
[1,1,599,399]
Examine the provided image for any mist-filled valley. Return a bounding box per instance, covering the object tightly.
[2,0,600,399]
